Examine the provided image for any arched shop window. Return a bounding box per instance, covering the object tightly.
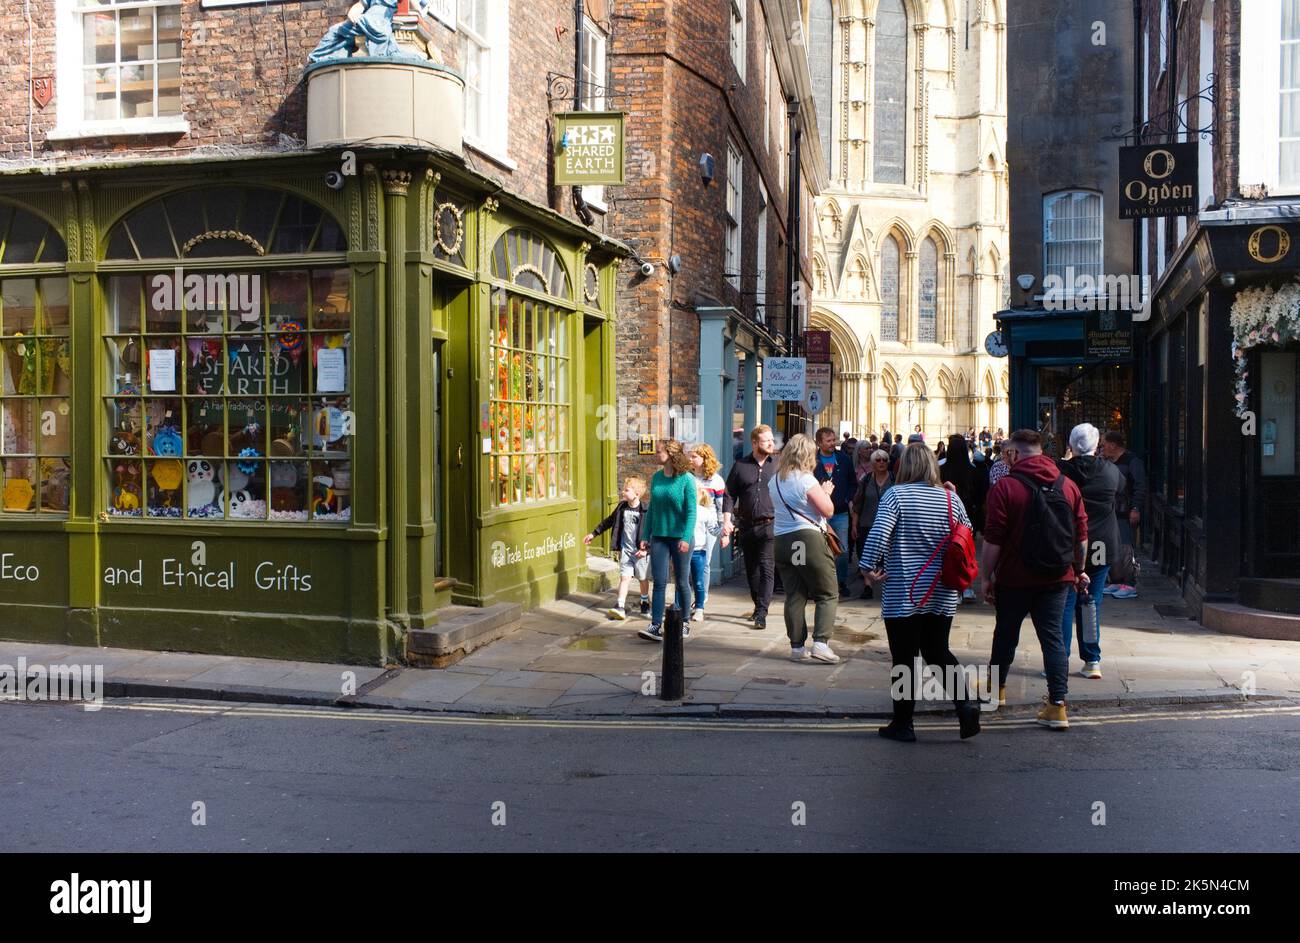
[0,205,70,514]
[102,187,352,523]
[488,229,572,507]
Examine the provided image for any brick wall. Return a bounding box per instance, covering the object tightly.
[608,0,798,477]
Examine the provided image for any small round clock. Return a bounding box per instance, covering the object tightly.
[984,330,1009,358]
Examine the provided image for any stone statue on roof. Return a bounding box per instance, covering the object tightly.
[308,0,429,63]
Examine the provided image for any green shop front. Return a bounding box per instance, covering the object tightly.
[0,154,622,665]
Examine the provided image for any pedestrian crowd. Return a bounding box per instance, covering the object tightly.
[584,418,1148,741]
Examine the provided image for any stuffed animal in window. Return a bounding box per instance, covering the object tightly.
[269,462,300,512]
[109,428,140,456]
[311,475,338,516]
[186,459,218,513]
[111,460,142,514]
[151,426,183,457]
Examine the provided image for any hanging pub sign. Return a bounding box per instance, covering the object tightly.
[803,329,832,363]
[1085,309,1134,360]
[554,111,626,186]
[1119,143,1198,218]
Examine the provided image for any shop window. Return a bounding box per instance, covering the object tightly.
[102,188,351,523]
[1,278,72,514]
[488,291,570,506]
[489,228,571,300]
[1260,352,1298,477]
[487,228,572,507]
[104,268,352,522]
[105,188,346,261]
[0,205,68,265]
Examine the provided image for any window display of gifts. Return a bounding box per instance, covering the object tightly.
[268,461,307,521]
[185,459,222,518]
[39,458,71,512]
[148,458,184,517]
[2,475,34,512]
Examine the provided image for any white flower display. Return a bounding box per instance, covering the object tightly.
[1229,282,1300,418]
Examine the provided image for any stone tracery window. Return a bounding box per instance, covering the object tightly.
[880,236,900,342]
[918,237,939,343]
[873,0,909,184]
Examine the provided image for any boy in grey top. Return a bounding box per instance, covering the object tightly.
[584,477,651,620]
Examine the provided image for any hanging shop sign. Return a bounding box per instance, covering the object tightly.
[762,358,806,401]
[1085,310,1134,360]
[806,362,833,414]
[554,111,626,186]
[803,330,832,363]
[1118,143,1198,218]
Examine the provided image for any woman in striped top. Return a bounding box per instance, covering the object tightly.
[860,443,981,742]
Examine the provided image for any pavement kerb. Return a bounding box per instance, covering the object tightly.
[92,677,1299,721]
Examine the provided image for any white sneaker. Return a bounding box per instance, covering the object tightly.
[810,642,840,664]
[692,608,705,622]
[1081,661,1102,679]
[790,646,809,661]
[606,606,627,621]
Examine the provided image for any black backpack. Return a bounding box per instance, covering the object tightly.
[1008,471,1077,574]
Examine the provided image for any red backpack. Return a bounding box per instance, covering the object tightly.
[909,488,979,609]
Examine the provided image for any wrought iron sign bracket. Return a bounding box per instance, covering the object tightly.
[1107,74,1218,145]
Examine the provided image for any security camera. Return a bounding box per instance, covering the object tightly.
[1016,274,1036,292]
[324,170,345,191]
[668,254,682,274]
[638,260,655,277]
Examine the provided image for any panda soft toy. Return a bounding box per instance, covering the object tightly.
[187,460,217,513]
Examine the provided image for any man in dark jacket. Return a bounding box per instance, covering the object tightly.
[725,424,778,630]
[815,426,859,597]
[1100,431,1146,597]
[1059,423,1122,680]
[982,429,1089,730]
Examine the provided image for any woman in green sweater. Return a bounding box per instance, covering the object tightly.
[638,439,698,641]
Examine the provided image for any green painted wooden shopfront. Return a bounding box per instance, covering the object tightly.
[0,152,622,665]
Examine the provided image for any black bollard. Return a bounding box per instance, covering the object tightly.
[661,607,685,700]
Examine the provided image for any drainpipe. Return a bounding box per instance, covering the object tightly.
[571,0,594,226]
[785,98,802,438]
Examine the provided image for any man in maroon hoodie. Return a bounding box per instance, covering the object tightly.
[981,429,1089,729]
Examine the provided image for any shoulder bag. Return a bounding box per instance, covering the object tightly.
[909,488,978,609]
[776,476,845,557]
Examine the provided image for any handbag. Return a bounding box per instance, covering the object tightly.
[775,476,845,557]
[909,488,978,609]
[1111,543,1140,586]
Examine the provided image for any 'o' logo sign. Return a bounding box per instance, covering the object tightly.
[1248,225,1291,264]
[1142,148,1176,180]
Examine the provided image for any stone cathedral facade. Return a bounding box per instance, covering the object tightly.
[807,0,1010,441]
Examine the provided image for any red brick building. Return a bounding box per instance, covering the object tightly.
[603,0,827,484]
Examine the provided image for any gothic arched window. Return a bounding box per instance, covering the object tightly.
[918,237,938,343]
[809,0,835,172]
[873,0,908,184]
[880,236,900,342]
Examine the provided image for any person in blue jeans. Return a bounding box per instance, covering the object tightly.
[813,426,858,597]
[638,439,698,642]
[1058,422,1123,680]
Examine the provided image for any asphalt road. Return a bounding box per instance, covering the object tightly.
[2,698,1297,852]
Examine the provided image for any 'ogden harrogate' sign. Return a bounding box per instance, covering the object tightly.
[554,111,626,186]
[1119,143,1198,218]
